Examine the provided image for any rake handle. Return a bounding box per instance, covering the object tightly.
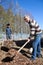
[18,40,30,53]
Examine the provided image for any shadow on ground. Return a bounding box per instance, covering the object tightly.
[14,38,43,48]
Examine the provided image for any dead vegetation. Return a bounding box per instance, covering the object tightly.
[0,40,43,65]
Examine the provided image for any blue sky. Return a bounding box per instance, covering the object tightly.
[0,0,43,30]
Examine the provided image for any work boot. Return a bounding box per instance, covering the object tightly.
[37,54,43,58]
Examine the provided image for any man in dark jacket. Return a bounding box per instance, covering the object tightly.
[6,23,12,40]
[24,15,42,60]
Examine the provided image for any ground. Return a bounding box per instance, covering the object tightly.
[0,40,43,65]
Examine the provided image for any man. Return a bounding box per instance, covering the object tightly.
[24,16,42,60]
[6,23,12,40]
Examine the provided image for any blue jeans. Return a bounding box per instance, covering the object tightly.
[32,33,41,59]
[6,34,11,40]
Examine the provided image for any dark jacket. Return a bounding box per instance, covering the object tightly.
[6,27,12,35]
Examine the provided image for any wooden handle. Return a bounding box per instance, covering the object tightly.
[18,40,30,53]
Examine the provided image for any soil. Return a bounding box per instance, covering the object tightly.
[0,40,43,65]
